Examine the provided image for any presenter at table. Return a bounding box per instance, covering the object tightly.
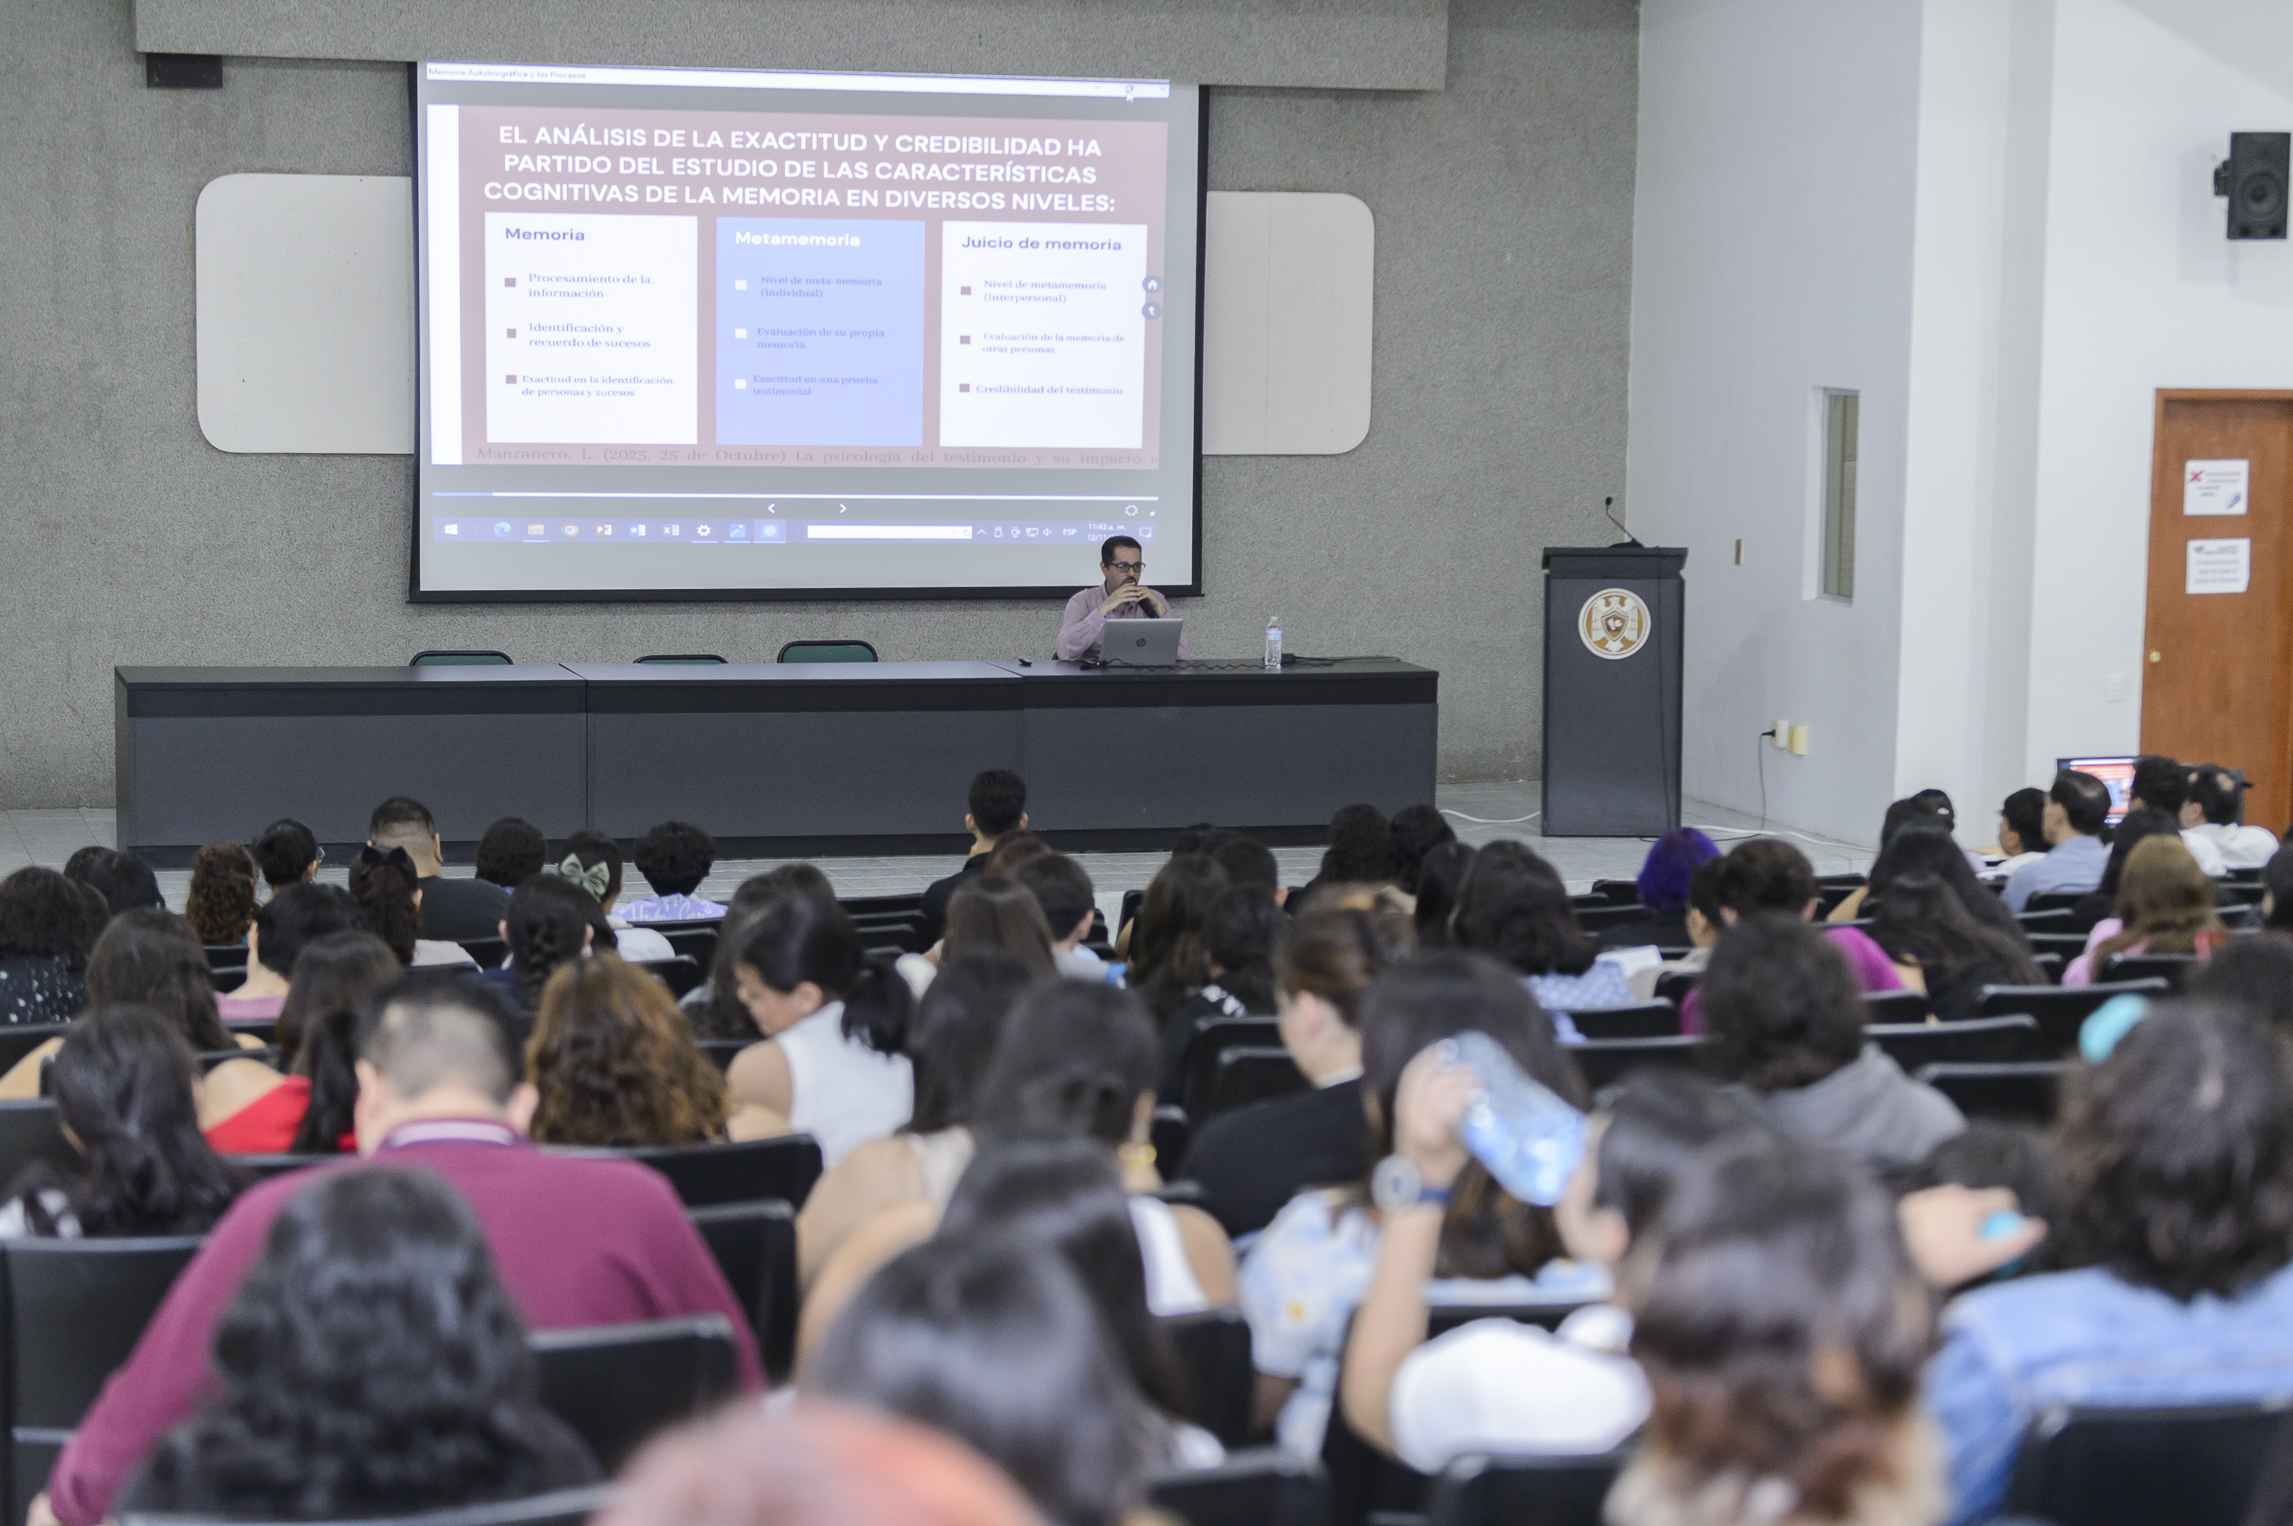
[1056,535,1191,662]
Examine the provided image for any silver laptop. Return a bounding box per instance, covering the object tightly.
[1102,618,1184,666]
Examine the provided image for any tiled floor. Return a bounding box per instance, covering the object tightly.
[0,785,1873,918]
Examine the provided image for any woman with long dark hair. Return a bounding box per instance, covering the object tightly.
[1154,885,1283,1102]
[0,1005,244,1237]
[1452,841,1626,1026]
[349,847,477,969]
[1124,853,1229,1027]
[207,930,400,1156]
[495,872,616,1014]
[686,866,835,1040]
[120,1170,597,1518]
[1412,841,1476,950]
[1868,871,2042,1021]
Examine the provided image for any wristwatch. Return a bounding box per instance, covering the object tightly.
[1371,1154,1452,1214]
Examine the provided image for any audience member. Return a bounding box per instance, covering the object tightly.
[935,1136,1223,1466]
[979,830,1053,878]
[1452,840,1624,1030]
[367,796,510,942]
[1930,1002,2293,1524]
[526,952,770,1147]
[725,891,914,1166]
[2186,933,2293,1034]
[919,770,1029,943]
[2003,768,2113,911]
[805,1234,1157,1526]
[599,1403,1042,1526]
[63,846,163,919]
[472,816,547,891]
[797,950,1045,1288]
[216,881,363,1023]
[1858,822,2032,945]
[497,872,616,1015]
[184,842,257,946]
[38,969,760,1526]
[1241,951,1598,1457]
[1627,856,1723,1000]
[1207,831,1287,909]
[1182,904,1409,1237]
[1298,803,1395,901]
[1990,786,2050,878]
[1341,1068,1769,1471]
[2062,834,2224,986]
[118,1170,598,1519]
[349,845,478,968]
[684,866,836,1038]
[1682,838,1902,1031]
[1411,840,1476,950]
[939,874,1057,978]
[248,818,319,894]
[2184,763,2280,868]
[1868,870,2041,1020]
[264,930,400,1156]
[1385,804,1457,894]
[1154,884,1281,1101]
[555,830,675,960]
[0,1005,243,1237]
[2264,842,2293,936]
[2067,804,2182,933]
[1699,914,1962,1171]
[620,819,725,921]
[1903,1121,2060,1285]
[2126,754,2228,876]
[1596,827,1718,949]
[1125,852,1229,1027]
[0,866,105,1025]
[1012,853,1108,981]
[1609,1135,1940,1526]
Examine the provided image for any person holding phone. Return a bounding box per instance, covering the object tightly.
[1055,535,1189,662]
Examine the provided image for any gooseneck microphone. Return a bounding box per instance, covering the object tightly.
[1604,495,1644,549]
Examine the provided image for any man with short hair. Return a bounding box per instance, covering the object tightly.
[368,795,510,942]
[1054,535,1189,663]
[39,973,761,1526]
[622,820,726,922]
[2183,764,2280,869]
[2127,754,2226,876]
[2003,769,2113,912]
[918,770,1029,942]
[217,881,364,1022]
[1013,853,1109,982]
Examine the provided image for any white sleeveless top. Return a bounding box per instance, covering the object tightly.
[906,1126,977,1209]
[776,1001,914,1168]
[1129,1195,1210,1315]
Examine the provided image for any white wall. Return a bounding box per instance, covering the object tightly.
[1626,0,1925,844]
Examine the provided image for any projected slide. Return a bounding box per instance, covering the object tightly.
[416,63,1201,599]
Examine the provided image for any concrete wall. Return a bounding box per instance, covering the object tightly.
[0,0,1639,807]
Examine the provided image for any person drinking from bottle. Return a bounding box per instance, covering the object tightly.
[1056,536,1189,662]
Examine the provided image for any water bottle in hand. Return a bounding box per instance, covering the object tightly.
[1437,1031,1588,1207]
[1264,616,1283,670]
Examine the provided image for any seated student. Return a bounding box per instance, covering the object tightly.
[725,892,914,1167]
[472,816,546,891]
[215,882,364,1024]
[1609,1135,1943,1526]
[1903,1120,2061,1289]
[899,875,1058,997]
[2184,762,2281,868]
[184,843,257,947]
[1930,1001,2293,1526]
[493,872,616,1016]
[1341,1068,1769,1473]
[2187,933,2293,1035]
[36,970,761,1526]
[1868,870,2042,1021]
[797,951,1046,1289]
[683,864,836,1035]
[525,952,780,1147]
[0,1005,245,1238]
[1680,838,1902,1032]
[555,831,676,961]
[248,818,319,895]
[1627,856,1723,1001]
[1241,952,1600,1459]
[1296,803,1397,904]
[979,831,1053,878]
[1700,914,1963,1172]
[618,820,725,922]
[1856,822,2035,946]
[1386,804,1458,896]
[2125,754,2229,877]
[2062,834,2225,987]
[1181,905,1408,1238]
[1013,853,1111,982]
[1126,853,1230,1027]
[216,930,401,1156]
[1987,786,2051,880]
[936,1136,1226,1467]
[63,846,163,920]
[1597,827,1719,950]
[1412,841,1475,950]
[1822,795,1957,924]
[2003,768,2113,911]
[2066,804,2182,934]
[920,770,1030,944]
[806,1235,1162,1526]
[1154,885,1282,1101]
[349,847,478,969]
[0,867,106,1026]
[366,795,510,943]
[1452,841,1630,1030]
[1206,830,1290,911]
[118,1170,598,1519]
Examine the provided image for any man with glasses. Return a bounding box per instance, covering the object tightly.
[1055,534,1189,662]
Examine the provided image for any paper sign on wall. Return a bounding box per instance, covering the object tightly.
[2185,459,2250,515]
[2187,537,2252,594]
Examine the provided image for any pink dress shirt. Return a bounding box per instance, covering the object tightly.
[1056,585,1190,662]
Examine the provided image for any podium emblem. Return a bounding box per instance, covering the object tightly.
[1578,588,1650,660]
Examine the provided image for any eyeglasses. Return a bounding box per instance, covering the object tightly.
[1106,560,1144,573]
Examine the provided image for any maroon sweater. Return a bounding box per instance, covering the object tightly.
[48,1120,764,1526]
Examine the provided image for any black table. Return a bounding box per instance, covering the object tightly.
[115,659,1436,862]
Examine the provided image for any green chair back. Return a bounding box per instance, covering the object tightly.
[411,650,512,666]
[776,640,878,664]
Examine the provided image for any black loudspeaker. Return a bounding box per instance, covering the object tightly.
[2214,132,2289,240]
[144,53,222,89]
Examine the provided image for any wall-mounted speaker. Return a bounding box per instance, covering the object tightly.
[2214,132,2289,240]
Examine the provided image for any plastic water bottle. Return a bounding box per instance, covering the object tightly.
[1437,1031,1589,1207]
[1264,616,1283,670]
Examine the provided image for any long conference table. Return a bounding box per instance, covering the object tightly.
[115,659,1438,864]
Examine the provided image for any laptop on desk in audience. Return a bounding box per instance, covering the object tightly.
[1102,619,1184,667]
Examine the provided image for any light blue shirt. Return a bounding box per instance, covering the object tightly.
[2001,833,2108,912]
[1928,1259,2293,1525]
[616,891,726,923]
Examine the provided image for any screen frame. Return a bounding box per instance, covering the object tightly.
[402,63,1208,606]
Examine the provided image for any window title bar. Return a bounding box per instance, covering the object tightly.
[425,62,1172,100]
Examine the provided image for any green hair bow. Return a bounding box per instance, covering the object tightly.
[554,855,612,900]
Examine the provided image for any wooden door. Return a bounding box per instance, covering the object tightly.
[2142,392,2293,831]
